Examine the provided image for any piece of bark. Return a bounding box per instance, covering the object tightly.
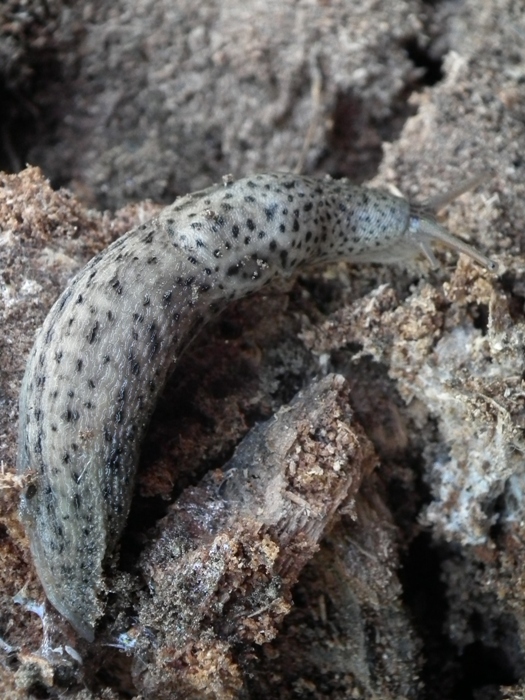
[133,374,376,699]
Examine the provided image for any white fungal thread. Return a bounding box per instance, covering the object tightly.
[16,172,497,640]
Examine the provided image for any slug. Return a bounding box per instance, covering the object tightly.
[17,172,496,641]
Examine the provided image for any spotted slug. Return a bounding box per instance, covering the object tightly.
[17,172,496,641]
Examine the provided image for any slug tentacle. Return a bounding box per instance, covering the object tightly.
[408,207,498,272]
[421,170,492,214]
[17,172,496,640]
[408,169,497,272]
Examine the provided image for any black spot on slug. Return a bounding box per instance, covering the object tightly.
[88,322,99,345]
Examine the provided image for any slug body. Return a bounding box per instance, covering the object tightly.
[17,172,495,640]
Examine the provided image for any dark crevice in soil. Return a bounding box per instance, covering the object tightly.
[400,534,524,699]
[0,1,83,179]
[403,37,445,87]
[321,24,446,185]
[0,83,41,174]
[322,89,417,184]
[401,535,468,700]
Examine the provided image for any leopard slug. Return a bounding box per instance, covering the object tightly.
[17,172,496,641]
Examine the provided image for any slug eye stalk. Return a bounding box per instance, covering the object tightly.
[409,171,498,273]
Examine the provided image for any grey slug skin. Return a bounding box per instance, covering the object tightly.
[17,173,414,640]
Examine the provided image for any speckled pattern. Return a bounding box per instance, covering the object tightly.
[16,172,490,640]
